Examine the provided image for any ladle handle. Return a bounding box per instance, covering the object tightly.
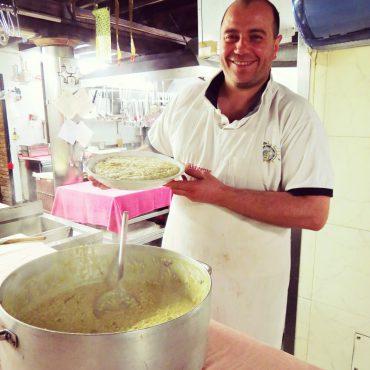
[117,211,129,280]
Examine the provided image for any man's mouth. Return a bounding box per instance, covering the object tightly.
[230,59,256,67]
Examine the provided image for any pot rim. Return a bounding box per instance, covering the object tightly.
[0,243,212,336]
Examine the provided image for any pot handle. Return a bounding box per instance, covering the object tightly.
[0,329,18,348]
[197,260,212,275]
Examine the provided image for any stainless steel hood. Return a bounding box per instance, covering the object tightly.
[81,48,200,81]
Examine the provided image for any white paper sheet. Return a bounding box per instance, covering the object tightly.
[54,91,78,119]
[75,88,96,118]
[76,121,94,148]
[58,119,78,144]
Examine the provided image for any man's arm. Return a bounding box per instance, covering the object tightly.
[165,167,330,231]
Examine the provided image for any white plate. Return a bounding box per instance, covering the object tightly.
[86,151,185,190]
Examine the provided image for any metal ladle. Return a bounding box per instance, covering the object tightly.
[94,211,137,317]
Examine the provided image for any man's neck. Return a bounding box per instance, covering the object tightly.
[217,79,268,122]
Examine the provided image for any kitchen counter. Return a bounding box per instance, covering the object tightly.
[205,320,322,370]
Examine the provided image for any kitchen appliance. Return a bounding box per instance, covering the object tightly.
[18,156,52,202]
[0,201,103,249]
[293,0,370,49]
[0,243,212,370]
[19,144,50,157]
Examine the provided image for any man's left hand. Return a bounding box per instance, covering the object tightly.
[165,166,227,204]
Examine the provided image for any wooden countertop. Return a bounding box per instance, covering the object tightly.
[205,320,322,370]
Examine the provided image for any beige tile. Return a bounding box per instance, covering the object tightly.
[322,47,370,138]
[310,51,328,123]
[312,225,370,317]
[328,137,370,231]
[307,301,370,370]
[295,297,311,361]
[299,230,317,300]
[329,198,370,231]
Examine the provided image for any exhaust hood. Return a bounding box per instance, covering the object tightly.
[293,0,370,50]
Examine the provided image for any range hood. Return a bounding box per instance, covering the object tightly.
[293,0,370,50]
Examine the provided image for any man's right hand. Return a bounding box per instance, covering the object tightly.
[88,176,111,190]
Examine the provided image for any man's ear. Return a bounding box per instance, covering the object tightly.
[273,34,283,59]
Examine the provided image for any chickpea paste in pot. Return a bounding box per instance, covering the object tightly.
[1,245,211,334]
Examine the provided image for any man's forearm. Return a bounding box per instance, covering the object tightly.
[166,167,330,230]
[215,186,330,230]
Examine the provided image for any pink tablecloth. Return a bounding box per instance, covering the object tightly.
[51,181,172,233]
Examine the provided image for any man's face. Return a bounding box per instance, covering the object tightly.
[220,1,282,89]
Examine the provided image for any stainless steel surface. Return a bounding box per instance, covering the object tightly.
[94,211,135,317]
[0,201,103,249]
[0,243,212,370]
[18,157,52,202]
[0,236,46,245]
[94,212,133,316]
[41,46,84,188]
[117,211,128,280]
[75,8,190,45]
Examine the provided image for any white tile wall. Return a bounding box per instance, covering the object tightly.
[295,297,312,360]
[307,302,370,370]
[299,230,317,300]
[313,225,370,317]
[295,45,370,370]
[328,137,370,231]
[324,48,370,138]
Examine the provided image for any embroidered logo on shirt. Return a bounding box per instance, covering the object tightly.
[262,142,280,162]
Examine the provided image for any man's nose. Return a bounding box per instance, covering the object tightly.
[235,37,249,53]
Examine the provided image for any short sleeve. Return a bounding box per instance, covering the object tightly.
[147,96,179,157]
[280,102,334,197]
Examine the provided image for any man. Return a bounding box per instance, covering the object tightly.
[147,0,333,348]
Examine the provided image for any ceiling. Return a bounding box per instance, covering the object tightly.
[0,0,298,74]
[2,0,198,58]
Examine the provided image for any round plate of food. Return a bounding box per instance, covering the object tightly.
[86,151,185,190]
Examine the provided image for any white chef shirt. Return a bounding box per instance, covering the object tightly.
[148,71,333,347]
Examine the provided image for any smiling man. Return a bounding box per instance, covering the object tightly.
[150,0,334,348]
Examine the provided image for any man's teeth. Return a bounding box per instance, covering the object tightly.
[232,60,255,66]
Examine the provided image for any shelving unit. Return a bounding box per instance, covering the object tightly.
[128,207,168,244]
[104,207,169,245]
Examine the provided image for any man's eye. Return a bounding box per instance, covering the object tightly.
[250,35,263,42]
[224,34,238,42]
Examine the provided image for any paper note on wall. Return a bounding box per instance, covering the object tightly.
[76,121,93,148]
[54,91,78,119]
[58,119,78,144]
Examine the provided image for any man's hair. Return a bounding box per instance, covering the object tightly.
[221,0,280,38]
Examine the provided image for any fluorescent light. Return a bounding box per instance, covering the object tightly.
[17,9,61,23]
[74,43,91,50]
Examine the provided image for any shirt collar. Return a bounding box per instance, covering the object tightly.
[205,71,225,108]
[204,71,274,113]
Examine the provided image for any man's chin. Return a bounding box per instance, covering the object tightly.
[234,80,256,89]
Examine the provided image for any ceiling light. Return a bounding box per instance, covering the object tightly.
[17,9,61,23]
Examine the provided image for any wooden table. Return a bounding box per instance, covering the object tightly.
[205,320,322,370]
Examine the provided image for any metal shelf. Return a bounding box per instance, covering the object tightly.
[128,207,169,225]
[128,228,164,245]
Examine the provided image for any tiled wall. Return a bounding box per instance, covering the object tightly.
[295,46,370,369]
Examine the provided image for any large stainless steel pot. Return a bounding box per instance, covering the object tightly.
[0,243,212,370]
